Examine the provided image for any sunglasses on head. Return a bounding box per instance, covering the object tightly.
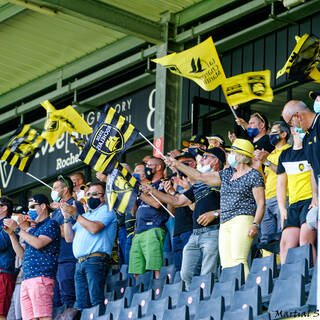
[58,175,70,189]
[28,204,40,209]
[253,112,265,124]
[86,192,103,197]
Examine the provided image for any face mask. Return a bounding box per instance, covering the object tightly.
[144,167,154,181]
[51,190,61,202]
[293,126,304,134]
[227,153,238,168]
[247,127,259,138]
[269,134,281,146]
[87,197,101,210]
[314,97,320,113]
[188,147,198,157]
[132,173,141,182]
[197,163,212,173]
[298,132,306,141]
[176,185,185,194]
[29,209,38,221]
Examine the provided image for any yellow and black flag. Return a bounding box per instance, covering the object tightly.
[106,163,140,215]
[79,105,139,174]
[277,34,320,83]
[222,70,273,106]
[0,125,44,172]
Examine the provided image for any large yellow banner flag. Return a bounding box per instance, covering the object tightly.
[41,100,92,146]
[222,70,273,106]
[152,37,226,91]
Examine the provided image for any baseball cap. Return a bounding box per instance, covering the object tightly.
[13,205,28,215]
[182,135,208,148]
[206,134,225,146]
[309,90,320,100]
[175,152,196,160]
[30,194,51,206]
[201,147,226,164]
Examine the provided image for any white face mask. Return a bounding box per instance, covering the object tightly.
[314,96,320,113]
[197,163,212,173]
[51,190,61,202]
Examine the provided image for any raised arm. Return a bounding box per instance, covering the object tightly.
[276,172,288,229]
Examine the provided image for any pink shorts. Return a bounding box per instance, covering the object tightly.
[20,276,55,320]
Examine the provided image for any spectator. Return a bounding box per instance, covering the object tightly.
[0,196,15,320]
[206,134,225,149]
[145,148,225,287]
[4,194,60,320]
[257,121,291,243]
[51,175,85,309]
[182,135,208,160]
[276,127,316,264]
[70,172,87,202]
[61,182,117,310]
[309,90,320,113]
[167,139,265,277]
[129,157,168,279]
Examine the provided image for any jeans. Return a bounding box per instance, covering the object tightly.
[118,226,127,266]
[180,228,219,290]
[74,256,110,310]
[124,236,133,265]
[172,231,192,271]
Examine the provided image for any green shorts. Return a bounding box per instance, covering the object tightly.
[128,228,166,275]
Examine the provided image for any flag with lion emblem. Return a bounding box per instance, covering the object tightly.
[106,163,140,214]
[79,105,139,174]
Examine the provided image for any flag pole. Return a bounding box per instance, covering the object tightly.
[230,106,246,131]
[148,192,175,218]
[138,132,165,159]
[26,172,53,190]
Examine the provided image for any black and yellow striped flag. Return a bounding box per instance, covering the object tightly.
[106,163,140,215]
[79,105,139,174]
[0,125,44,172]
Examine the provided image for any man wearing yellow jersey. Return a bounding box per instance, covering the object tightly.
[258,121,291,243]
[276,127,316,264]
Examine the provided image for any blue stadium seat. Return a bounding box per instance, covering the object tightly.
[285,243,313,268]
[136,271,154,291]
[250,254,278,278]
[163,305,190,320]
[106,272,121,292]
[148,277,166,300]
[211,278,239,308]
[104,291,115,305]
[307,263,317,311]
[120,264,129,275]
[113,278,132,299]
[244,268,273,303]
[140,316,155,320]
[123,284,140,307]
[177,287,203,317]
[223,305,253,320]
[174,271,182,283]
[105,297,128,319]
[278,258,309,283]
[118,305,142,320]
[145,296,172,320]
[190,273,214,299]
[194,296,225,320]
[161,281,185,307]
[268,274,308,320]
[80,304,105,320]
[130,289,154,316]
[95,313,113,320]
[160,264,176,284]
[219,263,245,285]
[163,251,175,266]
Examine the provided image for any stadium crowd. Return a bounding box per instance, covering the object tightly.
[0,97,320,319]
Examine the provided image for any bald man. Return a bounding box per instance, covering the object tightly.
[282,100,320,207]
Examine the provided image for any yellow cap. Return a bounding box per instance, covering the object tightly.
[226,139,254,158]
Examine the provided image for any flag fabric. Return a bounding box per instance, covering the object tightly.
[0,125,44,172]
[106,163,140,215]
[79,105,139,174]
[70,134,87,150]
[41,100,93,146]
[152,37,226,91]
[277,34,320,83]
[221,70,273,106]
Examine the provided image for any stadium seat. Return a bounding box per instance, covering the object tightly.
[80,304,105,320]
[123,285,140,307]
[211,278,239,308]
[219,263,245,285]
[174,271,182,283]
[223,305,253,320]
[285,243,313,268]
[250,253,278,278]
[307,263,317,311]
[136,271,154,291]
[148,277,166,300]
[113,278,132,299]
[106,272,121,292]
[118,305,142,320]
[161,281,185,307]
[244,268,273,303]
[268,274,308,320]
[105,297,128,319]
[120,264,129,275]
[278,258,309,283]
[160,264,176,284]
[95,313,113,320]
[194,296,225,320]
[130,289,154,315]
[145,296,172,320]
[104,291,115,305]
[177,287,203,317]
[190,273,214,299]
[163,251,175,266]
[163,305,190,320]
[140,315,156,320]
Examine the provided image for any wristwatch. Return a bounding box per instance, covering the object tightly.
[214,211,219,218]
[264,161,271,167]
[64,218,69,224]
[252,222,259,228]
[14,226,21,234]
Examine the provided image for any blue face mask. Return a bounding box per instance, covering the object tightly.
[29,209,38,221]
[188,147,198,158]
[132,173,141,182]
[227,153,238,168]
[247,127,259,138]
[314,99,320,113]
[269,134,281,146]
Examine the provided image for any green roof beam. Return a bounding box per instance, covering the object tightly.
[0,2,25,23]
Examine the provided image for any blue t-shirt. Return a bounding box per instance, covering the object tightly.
[23,217,60,280]
[0,218,15,273]
[72,204,117,259]
[51,198,84,263]
[135,180,169,234]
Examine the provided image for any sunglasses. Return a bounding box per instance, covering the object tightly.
[87,192,104,197]
[0,204,5,207]
[58,175,70,189]
[28,204,40,209]
[202,154,215,159]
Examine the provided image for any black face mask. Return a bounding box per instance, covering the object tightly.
[145,167,154,181]
[87,197,101,210]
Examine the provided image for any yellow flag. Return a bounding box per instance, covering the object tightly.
[40,100,92,146]
[222,70,273,106]
[277,34,320,82]
[152,37,226,91]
